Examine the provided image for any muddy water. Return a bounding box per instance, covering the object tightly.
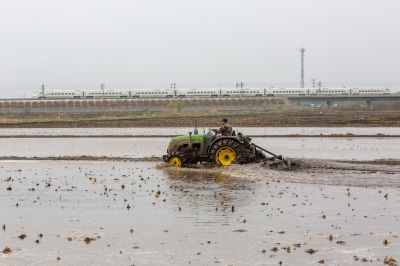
[0,137,399,160]
[0,127,399,136]
[1,161,399,266]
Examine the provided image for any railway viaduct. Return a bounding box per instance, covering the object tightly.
[0,97,285,114]
[288,95,400,109]
[0,95,399,114]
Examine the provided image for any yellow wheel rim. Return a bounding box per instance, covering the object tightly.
[169,156,182,167]
[215,147,236,166]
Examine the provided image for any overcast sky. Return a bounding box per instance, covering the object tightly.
[0,0,399,97]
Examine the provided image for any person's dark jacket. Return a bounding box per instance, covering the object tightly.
[216,122,232,136]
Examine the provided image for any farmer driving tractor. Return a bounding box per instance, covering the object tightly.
[213,117,232,136]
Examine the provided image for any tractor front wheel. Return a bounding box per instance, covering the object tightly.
[166,152,185,167]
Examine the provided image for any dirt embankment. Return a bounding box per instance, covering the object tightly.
[1,110,400,128]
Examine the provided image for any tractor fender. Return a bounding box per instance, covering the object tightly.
[206,137,242,156]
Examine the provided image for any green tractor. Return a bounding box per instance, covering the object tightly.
[163,129,269,167]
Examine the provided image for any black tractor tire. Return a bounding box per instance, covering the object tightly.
[209,138,246,166]
[177,145,200,164]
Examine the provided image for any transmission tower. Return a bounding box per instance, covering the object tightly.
[300,47,305,88]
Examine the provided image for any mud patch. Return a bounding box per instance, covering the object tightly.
[337,159,400,166]
[261,158,301,171]
[234,158,400,188]
[286,158,400,173]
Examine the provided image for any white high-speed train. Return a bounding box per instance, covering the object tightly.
[33,87,391,99]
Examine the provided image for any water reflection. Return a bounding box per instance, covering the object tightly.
[163,166,254,226]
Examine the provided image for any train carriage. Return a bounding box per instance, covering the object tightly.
[84,90,129,99]
[264,88,310,96]
[350,88,390,95]
[177,89,220,98]
[131,89,174,98]
[33,90,84,99]
[315,88,350,95]
[220,88,264,97]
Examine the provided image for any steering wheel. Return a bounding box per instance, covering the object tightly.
[208,128,217,136]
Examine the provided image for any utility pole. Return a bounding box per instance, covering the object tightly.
[170,82,176,95]
[311,78,316,88]
[236,82,244,98]
[101,83,105,99]
[300,47,305,88]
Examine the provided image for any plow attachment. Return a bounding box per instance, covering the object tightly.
[250,143,295,171]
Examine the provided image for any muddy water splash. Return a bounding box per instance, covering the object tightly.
[160,158,400,188]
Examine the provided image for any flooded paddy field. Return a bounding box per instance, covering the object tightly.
[1,161,399,266]
[0,128,399,265]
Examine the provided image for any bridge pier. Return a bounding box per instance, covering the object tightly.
[326,100,331,109]
[366,100,373,109]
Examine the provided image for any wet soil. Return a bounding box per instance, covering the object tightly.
[259,158,400,188]
[2,110,400,127]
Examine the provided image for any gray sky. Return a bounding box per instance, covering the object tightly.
[0,0,399,97]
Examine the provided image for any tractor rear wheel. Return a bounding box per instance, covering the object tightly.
[209,139,241,166]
